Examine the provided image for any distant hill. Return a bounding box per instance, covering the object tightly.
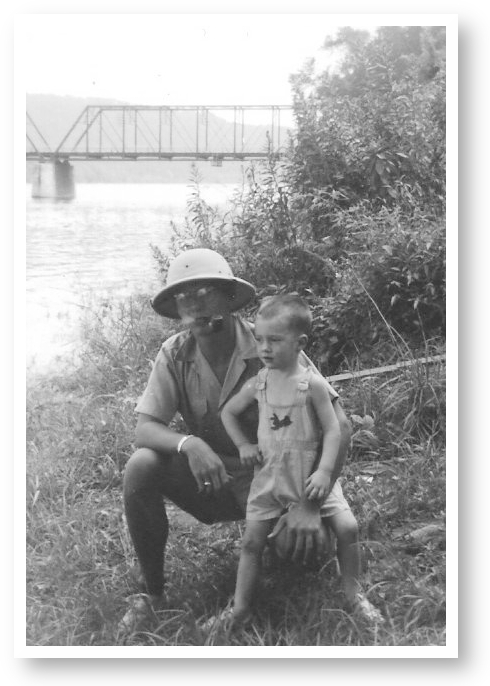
[26,94,292,184]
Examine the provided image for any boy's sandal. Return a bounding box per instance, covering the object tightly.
[349,593,385,624]
[199,605,252,633]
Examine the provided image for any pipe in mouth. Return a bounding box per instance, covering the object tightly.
[209,316,224,332]
[182,315,224,332]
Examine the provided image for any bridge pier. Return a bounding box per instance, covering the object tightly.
[31,159,75,200]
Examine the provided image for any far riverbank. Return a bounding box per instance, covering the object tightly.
[26,159,250,185]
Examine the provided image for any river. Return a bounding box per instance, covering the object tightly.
[26,183,237,374]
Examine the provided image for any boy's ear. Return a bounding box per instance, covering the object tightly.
[298,334,308,350]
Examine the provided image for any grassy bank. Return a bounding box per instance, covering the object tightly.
[26,295,446,647]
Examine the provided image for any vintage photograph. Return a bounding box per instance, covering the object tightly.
[20,13,453,654]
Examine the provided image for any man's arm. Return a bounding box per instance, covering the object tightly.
[330,398,352,482]
[135,412,188,452]
[135,413,231,493]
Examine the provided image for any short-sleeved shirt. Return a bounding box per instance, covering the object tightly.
[135,314,339,457]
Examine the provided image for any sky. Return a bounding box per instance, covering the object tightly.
[16,14,384,107]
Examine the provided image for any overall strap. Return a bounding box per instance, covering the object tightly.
[255,367,268,403]
[294,368,311,406]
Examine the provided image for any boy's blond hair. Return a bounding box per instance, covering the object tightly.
[256,294,312,336]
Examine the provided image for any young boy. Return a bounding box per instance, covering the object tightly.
[217,294,383,628]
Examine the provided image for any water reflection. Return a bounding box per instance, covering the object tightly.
[26,183,236,372]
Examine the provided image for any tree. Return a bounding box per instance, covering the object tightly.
[288,25,446,240]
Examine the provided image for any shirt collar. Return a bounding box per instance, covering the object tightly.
[234,316,259,360]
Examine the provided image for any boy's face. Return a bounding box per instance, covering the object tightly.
[254,314,307,370]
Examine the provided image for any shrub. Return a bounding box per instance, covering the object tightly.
[304,206,445,370]
[289,27,446,217]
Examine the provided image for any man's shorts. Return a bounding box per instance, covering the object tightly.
[156,451,253,524]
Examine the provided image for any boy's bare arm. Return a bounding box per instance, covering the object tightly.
[304,376,342,501]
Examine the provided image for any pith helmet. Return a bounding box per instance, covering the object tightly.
[151,248,256,319]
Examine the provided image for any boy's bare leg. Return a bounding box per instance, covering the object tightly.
[234,519,273,622]
[326,510,384,622]
[326,509,360,602]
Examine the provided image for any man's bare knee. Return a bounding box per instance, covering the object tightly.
[123,447,163,493]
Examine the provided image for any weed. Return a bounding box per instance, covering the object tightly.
[26,296,446,646]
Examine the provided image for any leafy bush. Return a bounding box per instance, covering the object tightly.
[305,206,446,370]
[289,26,446,218]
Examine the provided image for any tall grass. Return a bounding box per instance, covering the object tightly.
[26,295,446,646]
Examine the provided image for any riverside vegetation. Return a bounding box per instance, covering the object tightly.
[26,27,447,646]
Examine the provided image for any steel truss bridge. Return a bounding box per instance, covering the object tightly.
[26,105,294,163]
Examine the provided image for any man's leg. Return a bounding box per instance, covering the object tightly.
[123,447,246,597]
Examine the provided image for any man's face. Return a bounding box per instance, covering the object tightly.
[174,281,232,336]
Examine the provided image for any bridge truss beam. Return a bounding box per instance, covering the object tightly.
[26,105,294,162]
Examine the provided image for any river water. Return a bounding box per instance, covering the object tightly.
[26,183,237,374]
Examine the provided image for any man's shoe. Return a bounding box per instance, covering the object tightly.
[117,593,164,637]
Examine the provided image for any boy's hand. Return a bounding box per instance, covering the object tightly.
[238,443,262,468]
[305,469,332,502]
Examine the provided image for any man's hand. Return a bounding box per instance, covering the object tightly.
[305,469,332,502]
[267,498,329,565]
[238,443,262,469]
[181,436,231,493]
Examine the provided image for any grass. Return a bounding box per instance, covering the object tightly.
[25,296,446,647]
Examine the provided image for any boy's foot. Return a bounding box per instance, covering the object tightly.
[199,605,252,633]
[348,593,385,624]
[117,593,165,637]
